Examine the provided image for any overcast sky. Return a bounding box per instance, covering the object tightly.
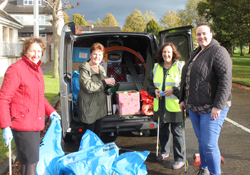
[65,0,187,28]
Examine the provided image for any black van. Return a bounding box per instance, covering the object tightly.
[59,22,193,142]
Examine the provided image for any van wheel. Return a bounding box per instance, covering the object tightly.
[100,132,118,143]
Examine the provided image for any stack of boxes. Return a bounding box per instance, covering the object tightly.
[106,40,123,66]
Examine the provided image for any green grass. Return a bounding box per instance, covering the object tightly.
[232,49,250,85]
[44,70,60,104]
[0,70,59,163]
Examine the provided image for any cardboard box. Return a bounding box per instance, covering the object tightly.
[107,52,122,63]
[73,47,90,62]
[116,91,140,115]
[107,40,123,48]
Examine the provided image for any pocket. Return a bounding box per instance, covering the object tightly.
[199,81,212,104]
[10,103,29,120]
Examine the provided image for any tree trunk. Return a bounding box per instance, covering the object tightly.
[249,43,250,54]
[231,44,234,56]
[240,43,244,56]
[52,20,59,78]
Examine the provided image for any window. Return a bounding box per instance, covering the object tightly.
[39,16,50,25]
[2,27,8,42]
[24,0,41,5]
[14,16,24,24]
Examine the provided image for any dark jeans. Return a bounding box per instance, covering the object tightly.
[83,118,104,137]
[159,122,184,162]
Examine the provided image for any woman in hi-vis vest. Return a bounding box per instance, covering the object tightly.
[147,42,185,169]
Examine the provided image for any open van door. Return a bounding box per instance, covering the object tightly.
[159,25,193,62]
[60,22,75,138]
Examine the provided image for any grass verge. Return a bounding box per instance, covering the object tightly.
[232,49,250,85]
[0,70,59,163]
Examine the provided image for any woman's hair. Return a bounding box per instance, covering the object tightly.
[90,42,105,54]
[21,37,46,57]
[196,23,213,33]
[156,42,179,63]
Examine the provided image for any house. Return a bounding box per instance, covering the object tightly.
[75,26,121,34]
[2,0,65,63]
[2,0,53,42]
[0,2,23,76]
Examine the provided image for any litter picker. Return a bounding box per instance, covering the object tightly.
[156,94,162,157]
[156,116,160,156]
[182,107,188,172]
[9,140,12,175]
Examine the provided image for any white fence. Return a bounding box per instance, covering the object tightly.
[0,42,23,57]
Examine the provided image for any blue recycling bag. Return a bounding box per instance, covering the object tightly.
[72,70,80,115]
[79,129,104,151]
[54,130,119,175]
[36,119,65,175]
[111,151,150,175]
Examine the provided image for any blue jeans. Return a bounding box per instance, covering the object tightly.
[189,108,229,175]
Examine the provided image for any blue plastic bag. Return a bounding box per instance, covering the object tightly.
[72,70,80,115]
[54,130,119,175]
[111,151,150,175]
[36,119,65,175]
[79,129,104,151]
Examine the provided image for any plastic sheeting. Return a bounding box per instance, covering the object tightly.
[37,122,150,175]
[36,119,65,175]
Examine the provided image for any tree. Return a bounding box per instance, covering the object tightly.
[86,20,95,26]
[147,19,162,39]
[177,0,206,27]
[122,9,145,32]
[72,13,87,26]
[95,18,103,26]
[43,0,79,78]
[102,13,119,26]
[63,12,71,24]
[197,0,250,55]
[160,10,180,29]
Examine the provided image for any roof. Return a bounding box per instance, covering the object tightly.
[0,8,22,26]
[76,26,121,33]
[2,0,52,14]
[19,25,53,34]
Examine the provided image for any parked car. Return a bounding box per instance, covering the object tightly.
[59,22,193,142]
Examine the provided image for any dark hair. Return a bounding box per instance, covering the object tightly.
[156,42,179,63]
[90,42,104,54]
[196,23,213,33]
[21,37,46,57]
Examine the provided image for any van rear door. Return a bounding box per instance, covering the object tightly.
[60,22,75,137]
[159,25,193,62]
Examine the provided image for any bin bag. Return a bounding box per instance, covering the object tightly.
[79,129,104,151]
[111,151,150,175]
[36,119,65,175]
[72,70,80,115]
[54,142,119,175]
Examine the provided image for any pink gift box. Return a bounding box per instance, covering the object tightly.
[116,91,140,115]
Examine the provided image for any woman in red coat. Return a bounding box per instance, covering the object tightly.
[0,37,61,175]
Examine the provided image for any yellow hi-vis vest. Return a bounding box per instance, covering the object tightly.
[153,61,184,112]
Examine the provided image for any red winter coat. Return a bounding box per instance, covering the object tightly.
[0,56,55,131]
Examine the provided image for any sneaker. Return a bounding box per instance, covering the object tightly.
[197,167,210,175]
[156,153,169,161]
[171,161,185,169]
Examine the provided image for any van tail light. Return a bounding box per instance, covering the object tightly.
[149,124,154,128]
